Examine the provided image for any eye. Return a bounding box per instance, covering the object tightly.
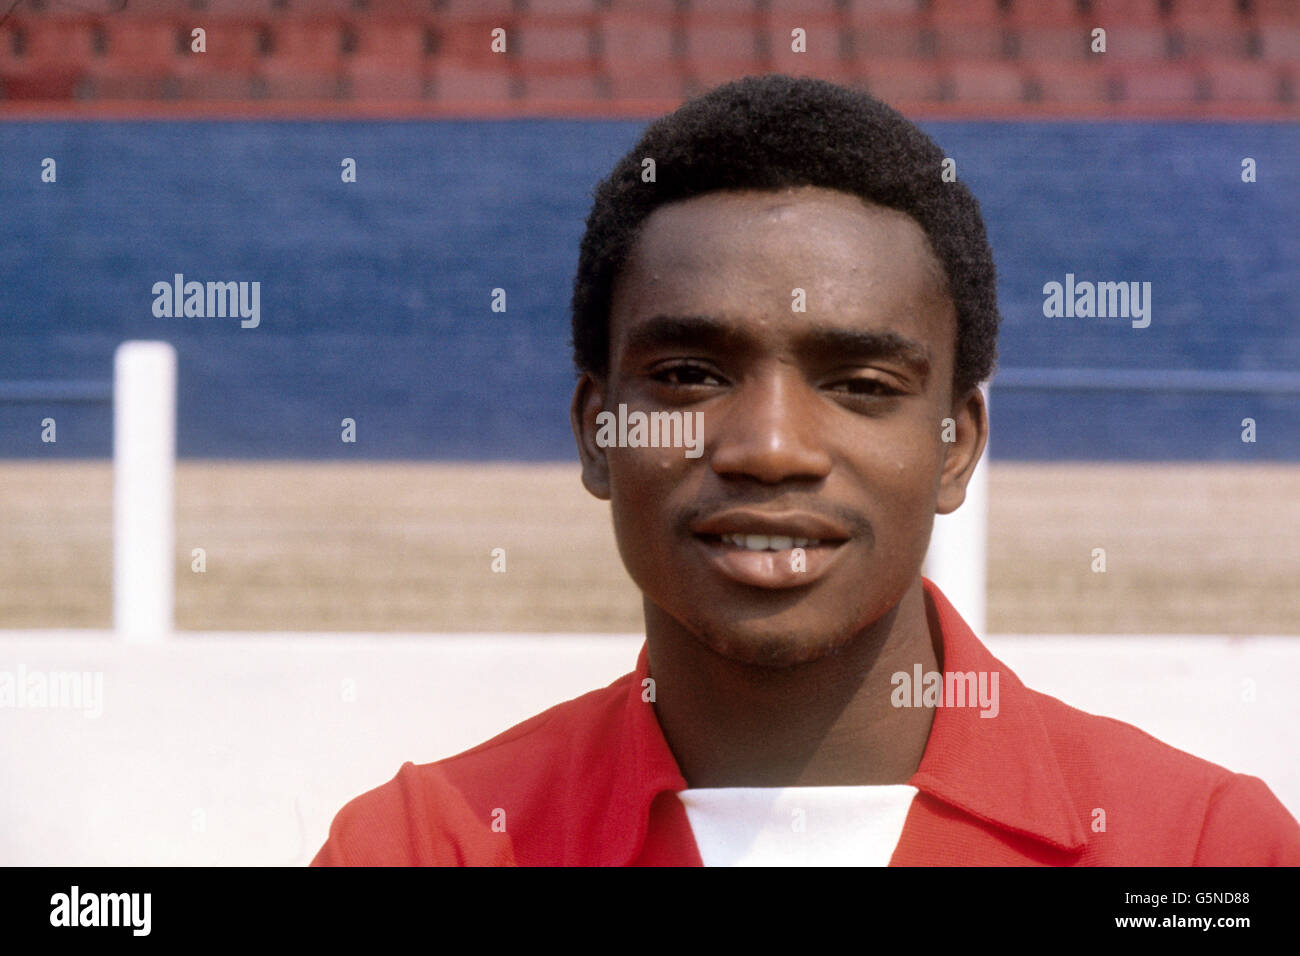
[650,362,725,387]
[826,377,904,397]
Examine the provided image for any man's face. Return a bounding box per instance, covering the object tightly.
[572,186,986,667]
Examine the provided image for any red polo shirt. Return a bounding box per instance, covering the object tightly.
[312,579,1300,866]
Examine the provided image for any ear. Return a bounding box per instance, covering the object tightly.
[936,385,988,516]
[570,372,611,500]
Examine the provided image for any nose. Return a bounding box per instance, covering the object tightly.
[709,366,833,484]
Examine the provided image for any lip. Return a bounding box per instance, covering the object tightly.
[690,508,852,542]
[692,534,847,589]
[689,509,853,590]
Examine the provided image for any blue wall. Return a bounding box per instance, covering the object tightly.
[1,120,1296,460]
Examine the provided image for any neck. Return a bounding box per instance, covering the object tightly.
[646,577,941,788]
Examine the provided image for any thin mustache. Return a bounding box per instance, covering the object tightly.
[680,500,875,542]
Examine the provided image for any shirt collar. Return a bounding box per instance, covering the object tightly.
[600,576,1087,864]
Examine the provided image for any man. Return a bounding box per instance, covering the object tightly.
[313,75,1299,866]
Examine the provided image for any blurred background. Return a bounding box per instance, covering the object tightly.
[0,0,1297,865]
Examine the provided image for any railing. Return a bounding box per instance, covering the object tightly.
[11,348,1300,642]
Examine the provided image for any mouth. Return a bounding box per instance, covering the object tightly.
[700,532,840,552]
[688,510,854,589]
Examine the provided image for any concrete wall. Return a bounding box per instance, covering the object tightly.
[0,631,1295,866]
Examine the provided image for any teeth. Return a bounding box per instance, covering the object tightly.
[721,534,820,551]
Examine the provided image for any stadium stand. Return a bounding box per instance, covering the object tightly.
[0,0,1294,116]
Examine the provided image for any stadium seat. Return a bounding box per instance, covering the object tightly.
[1202,58,1288,103]
[1002,0,1085,27]
[598,15,674,65]
[769,0,845,13]
[251,65,345,100]
[947,59,1026,103]
[355,22,426,65]
[343,60,426,100]
[161,72,256,101]
[1178,25,1252,58]
[680,17,761,63]
[849,23,935,59]
[105,22,186,70]
[427,64,514,104]
[1023,60,1113,105]
[927,0,1007,25]
[844,0,928,19]
[934,23,1008,59]
[5,19,91,68]
[605,69,684,102]
[1104,25,1169,60]
[1086,0,1166,27]
[525,0,599,13]
[269,20,347,65]
[1174,0,1252,27]
[523,70,606,103]
[858,58,946,105]
[1259,26,1300,61]
[1013,26,1093,61]
[0,67,84,99]
[514,23,595,62]
[766,15,846,69]
[1111,64,1202,104]
[429,0,519,18]
[429,22,508,63]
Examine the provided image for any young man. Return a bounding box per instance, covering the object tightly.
[313,75,1299,866]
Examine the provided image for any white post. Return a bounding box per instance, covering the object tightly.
[114,341,176,641]
[923,383,989,636]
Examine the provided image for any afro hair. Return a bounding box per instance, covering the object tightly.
[570,73,1000,396]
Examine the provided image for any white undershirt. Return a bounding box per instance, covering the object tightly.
[677,785,918,867]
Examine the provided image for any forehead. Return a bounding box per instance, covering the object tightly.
[610,186,954,363]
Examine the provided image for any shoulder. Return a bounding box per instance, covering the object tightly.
[1027,688,1300,864]
[311,672,635,866]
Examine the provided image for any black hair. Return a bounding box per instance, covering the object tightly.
[570,73,999,396]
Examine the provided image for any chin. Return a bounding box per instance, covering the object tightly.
[689,615,861,669]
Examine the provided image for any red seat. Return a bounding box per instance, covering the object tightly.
[1174,0,1252,27]
[106,21,186,70]
[766,15,846,69]
[598,15,674,66]
[946,59,1025,102]
[844,0,928,21]
[1013,26,1094,61]
[355,22,427,65]
[345,59,426,101]
[857,58,945,105]
[1104,25,1168,60]
[515,23,595,62]
[1112,63,1201,103]
[1259,26,1300,61]
[1202,58,1287,102]
[522,70,605,103]
[1024,61,1113,105]
[427,64,514,104]
[934,23,1007,58]
[680,17,760,64]
[1003,0,1086,27]
[848,22,934,59]
[928,0,1008,26]
[1087,0,1166,27]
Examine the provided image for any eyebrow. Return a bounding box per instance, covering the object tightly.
[621,314,932,382]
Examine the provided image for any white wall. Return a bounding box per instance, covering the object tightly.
[0,631,1295,865]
